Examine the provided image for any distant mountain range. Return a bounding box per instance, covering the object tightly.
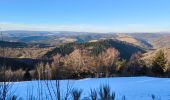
[1,31,170,49]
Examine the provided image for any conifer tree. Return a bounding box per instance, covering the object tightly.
[152,50,167,75]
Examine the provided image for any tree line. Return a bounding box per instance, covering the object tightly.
[0,48,169,82]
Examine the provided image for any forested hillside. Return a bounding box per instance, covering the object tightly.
[44,39,145,60]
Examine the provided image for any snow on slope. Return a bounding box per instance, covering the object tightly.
[11,77,170,100]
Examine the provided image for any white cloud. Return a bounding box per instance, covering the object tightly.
[0,22,169,33]
[0,22,114,33]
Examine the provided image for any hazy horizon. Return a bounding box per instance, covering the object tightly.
[1,0,170,33]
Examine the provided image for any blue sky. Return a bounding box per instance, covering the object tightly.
[0,0,170,32]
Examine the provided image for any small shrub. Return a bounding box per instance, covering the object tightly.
[99,84,115,100]
[151,94,155,100]
[71,88,83,100]
[89,89,97,100]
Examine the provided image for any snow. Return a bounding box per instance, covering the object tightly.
[10,77,170,100]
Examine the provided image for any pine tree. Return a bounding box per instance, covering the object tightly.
[152,50,167,75]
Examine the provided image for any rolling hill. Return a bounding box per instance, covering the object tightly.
[3,31,169,50]
[43,39,146,60]
[130,33,170,49]
[115,34,153,49]
[2,31,170,50]
[0,41,51,48]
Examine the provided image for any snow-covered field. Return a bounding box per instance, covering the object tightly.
[11,77,170,100]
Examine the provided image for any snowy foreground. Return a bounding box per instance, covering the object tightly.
[11,77,170,100]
